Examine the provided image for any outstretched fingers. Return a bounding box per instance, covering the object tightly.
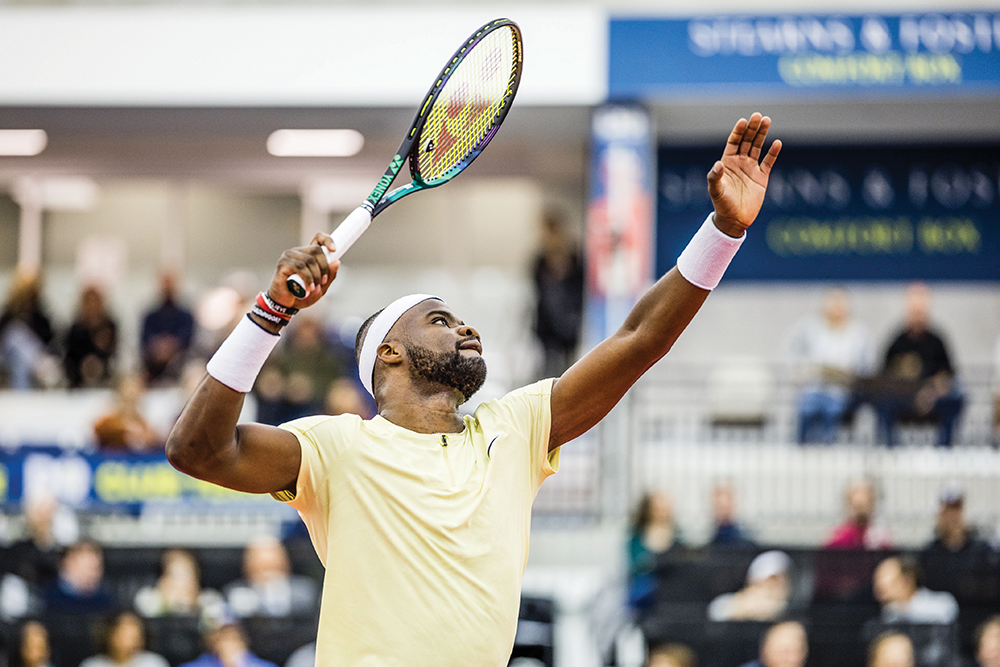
[739,113,764,157]
[723,117,749,157]
[761,139,782,176]
[749,116,771,160]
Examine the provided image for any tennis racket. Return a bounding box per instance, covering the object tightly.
[287,17,524,298]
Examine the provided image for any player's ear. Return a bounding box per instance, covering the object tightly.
[377,342,403,366]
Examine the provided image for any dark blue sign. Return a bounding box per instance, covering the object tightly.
[611,14,1000,98]
[657,144,1000,281]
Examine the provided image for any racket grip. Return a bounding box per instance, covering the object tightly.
[286,205,373,298]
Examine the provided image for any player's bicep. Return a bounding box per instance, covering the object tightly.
[216,423,302,495]
[549,331,646,449]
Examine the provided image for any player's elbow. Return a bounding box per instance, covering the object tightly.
[165,427,212,478]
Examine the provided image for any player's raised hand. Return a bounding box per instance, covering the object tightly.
[707,113,782,238]
[269,233,340,309]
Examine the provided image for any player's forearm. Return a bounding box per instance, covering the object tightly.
[616,267,710,366]
[166,376,244,479]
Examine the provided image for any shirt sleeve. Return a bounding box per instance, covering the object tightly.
[486,379,559,491]
[272,414,361,514]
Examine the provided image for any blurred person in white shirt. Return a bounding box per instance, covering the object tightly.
[873,556,958,625]
[786,288,873,444]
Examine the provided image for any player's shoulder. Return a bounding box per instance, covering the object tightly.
[279,413,365,443]
[474,378,554,421]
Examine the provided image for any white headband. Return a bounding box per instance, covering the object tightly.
[358,294,440,398]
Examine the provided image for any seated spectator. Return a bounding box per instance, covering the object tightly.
[43,540,115,613]
[647,643,696,667]
[277,315,343,419]
[12,620,53,667]
[0,272,58,389]
[324,377,372,418]
[737,620,808,667]
[786,287,873,444]
[627,491,684,610]
[870,283,964,447]
[93,375,161,452]
[709,482,754,548]
[868,632,915,667]
[977,616,1000,667]
[134,549,223,617]
[873,556,958,625]
[181,607,277,667]
[63,285,117,388]
[825,479,893,550]
[919,485,997,602]
[80,612,170,667]
[142,271,195,385]
[9,493,79,587]
[224,537,318,618]
[533,210,584,378]
[708,551,792,622]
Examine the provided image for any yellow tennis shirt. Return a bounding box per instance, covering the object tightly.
[275,379,559,667]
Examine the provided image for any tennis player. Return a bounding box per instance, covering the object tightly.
[167,113,781,666]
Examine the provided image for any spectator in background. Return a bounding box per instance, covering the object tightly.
[11,620,53,667]
[709,482,754,548]
[533,210,584,378]
[63,286,117,388]
[8,493,79,589]
[647,643,696,667]
[825,479,893,550]
[875,283,963,447]
[873,556,958,625]
[786,287,873,444]
[324,377,371,418]
[282,643,314,667]
[737,621,808,667]
[976,616,1000,667]
[709,551,793,622]
[868,632,915,667]
[181,608,276,667]
[43,540,115,613]
[920,486,997,602]
[79,612,170,667]
[94,375,161,452]
[257,316,342,424]
[134,549,223,618]
[0,272,58,389]
[627,492,683,610]
[142,272,195,385]
[224,537,318,618]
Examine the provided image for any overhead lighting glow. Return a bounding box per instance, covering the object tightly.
[267,129,364,157]
[0,130,48,156]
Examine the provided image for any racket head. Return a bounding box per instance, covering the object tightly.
[408,19,523,189]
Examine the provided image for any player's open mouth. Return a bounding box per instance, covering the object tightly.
[459,340,482,354]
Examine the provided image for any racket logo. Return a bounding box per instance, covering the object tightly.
[424,140,435,153]
[369,154,405,202]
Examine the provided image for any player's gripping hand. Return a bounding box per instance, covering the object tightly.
[269,233,340,309]
[707,112,782,238]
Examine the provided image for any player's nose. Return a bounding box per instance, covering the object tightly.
[458,324,480,340]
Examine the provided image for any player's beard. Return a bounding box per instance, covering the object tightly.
[406,343,487,405]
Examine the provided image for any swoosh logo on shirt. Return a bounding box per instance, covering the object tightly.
[487,435,499,458]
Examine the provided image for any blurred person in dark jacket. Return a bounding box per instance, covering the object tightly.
[0,272,57,389]
[142,272,195,385]
[875,283,963,447]
[532,211,584,378]
[64,285,117,388]
[737,621,808,667]
[709,482,754,548]
[43,541,115,613]
[920,486,997,603]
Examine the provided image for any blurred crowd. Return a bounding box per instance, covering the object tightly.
[0,270,374,451]
[0,495,319,667]
[626,480,1000,667]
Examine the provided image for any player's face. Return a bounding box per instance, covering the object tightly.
[398,301,486,404]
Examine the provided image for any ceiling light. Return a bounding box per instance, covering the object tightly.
[0,130,47,156]
[267,129,364,157]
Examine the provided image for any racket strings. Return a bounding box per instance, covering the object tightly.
[416,25,518,183]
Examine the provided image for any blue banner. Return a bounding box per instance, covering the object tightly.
[657,143,1000,281]
[0,448,282,510]
[611,14,1000,98]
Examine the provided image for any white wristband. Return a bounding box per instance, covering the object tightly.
[676,213,745,290]
[206,315,280,393]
